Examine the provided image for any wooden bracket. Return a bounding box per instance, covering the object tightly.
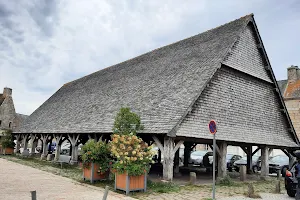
[252,147,260,156]
[241,146,248,154]
[209,144,221,156]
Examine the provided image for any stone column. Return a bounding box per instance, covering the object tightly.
[217,141,227,178]
[260,146,269,177]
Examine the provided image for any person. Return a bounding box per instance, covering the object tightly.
[296,158,300,199]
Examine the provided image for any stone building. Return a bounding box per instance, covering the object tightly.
[17,14,299,180]
[278,66,300,138]
[0,88,28,132]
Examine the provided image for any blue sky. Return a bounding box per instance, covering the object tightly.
[0,0,299,115]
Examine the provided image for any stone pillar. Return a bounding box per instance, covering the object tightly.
[174,149,180,174]
[217,141,227,178]
[260,146,269,177]
[246,146,253,174]
[184,142,192,167]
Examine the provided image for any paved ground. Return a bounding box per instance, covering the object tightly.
[0,158,134,200]
[219,193,293,200]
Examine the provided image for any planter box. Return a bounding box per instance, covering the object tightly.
[83,163,108,183]
[3,147,14,155]
[115,172,147,195]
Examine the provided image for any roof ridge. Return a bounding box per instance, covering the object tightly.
[63,14,254,87]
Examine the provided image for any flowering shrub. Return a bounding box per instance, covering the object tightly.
[81,140,112,174]
[110,133,155,176]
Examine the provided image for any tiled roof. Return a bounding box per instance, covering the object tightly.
[19,14,253,134]
[277,80,288,96]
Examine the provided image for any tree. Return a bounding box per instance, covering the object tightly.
[0,130,15,148]
[113,107,143,135]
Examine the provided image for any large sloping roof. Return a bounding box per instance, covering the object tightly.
[277,80,288,96]
[20,14,253,134]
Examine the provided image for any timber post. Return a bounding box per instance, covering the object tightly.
[68,134,80,164]
[15,134,21,153]
[217,141,227,178]
[260,146,269,177]
[54,134,63,161]
[153,135,183,181]
[40,134,49,160]
[29,134,37,156]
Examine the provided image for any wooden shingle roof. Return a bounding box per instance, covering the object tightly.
[19,14,258,134]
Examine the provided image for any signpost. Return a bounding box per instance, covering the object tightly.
[209,120,217,200]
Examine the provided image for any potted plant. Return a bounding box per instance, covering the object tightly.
[81,139,111,183]
[0,130,15,155]
[110,108,154,195]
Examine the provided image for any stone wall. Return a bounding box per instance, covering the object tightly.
[285,99,300,139]
[0,94,16,130]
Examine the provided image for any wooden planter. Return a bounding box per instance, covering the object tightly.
[83,163,109,183]
[3,147,14,155]
[115,172,147,195]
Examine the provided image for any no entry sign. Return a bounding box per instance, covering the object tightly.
[209,120,217,134]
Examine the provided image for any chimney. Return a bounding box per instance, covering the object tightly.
[288,65,299,83]
[3,87,12,97]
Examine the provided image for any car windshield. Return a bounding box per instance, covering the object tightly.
[270,156,289,163]
[191,151,207,156]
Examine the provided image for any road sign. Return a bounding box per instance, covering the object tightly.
[209,120,217,200]
[209,120,217,134]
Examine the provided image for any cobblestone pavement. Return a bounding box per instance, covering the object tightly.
[219,193,293,200]
[0,158,134,200]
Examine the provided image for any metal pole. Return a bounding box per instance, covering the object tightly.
[102,186,109,200]
[31,191,36,200]
[212,133,216,200]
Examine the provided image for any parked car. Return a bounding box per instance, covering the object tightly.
[284,161,297,197]
[189,150,211,166]
[268,155,289,176]
[227,154,242,172]
[233,155,260,173]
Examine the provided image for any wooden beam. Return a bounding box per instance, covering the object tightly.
[152,136,164,153]
[209,144,220,156]
[252,147,260,156]
[173,140,184,155]
[240,146,248,154]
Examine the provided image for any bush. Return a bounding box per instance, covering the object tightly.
[81,140,112,174]
[0,130,15,148]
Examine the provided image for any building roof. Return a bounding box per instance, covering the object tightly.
[282,80,300,99]
[20,14,253,134]
[277,80,288,96]
[18,14,299,148]
[0,94,4,106]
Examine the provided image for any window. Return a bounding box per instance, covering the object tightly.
[9,122,11,128]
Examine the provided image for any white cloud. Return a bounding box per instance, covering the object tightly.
[0,0,299,115]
